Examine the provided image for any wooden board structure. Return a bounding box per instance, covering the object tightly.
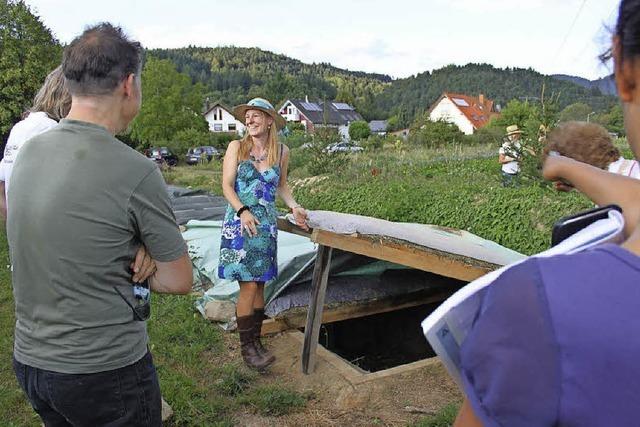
[276,218,500,374]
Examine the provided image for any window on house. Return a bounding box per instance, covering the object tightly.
[214,124,223,132]
[228,123,236,131]
[452,98,469,107]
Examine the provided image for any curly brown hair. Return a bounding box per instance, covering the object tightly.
[544,121,620,169]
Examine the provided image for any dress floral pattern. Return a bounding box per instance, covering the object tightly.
[218,159,280,282]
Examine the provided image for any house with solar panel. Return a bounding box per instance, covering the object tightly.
[278,98,364,140]
[427,93,500,135]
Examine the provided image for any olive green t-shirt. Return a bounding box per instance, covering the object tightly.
[7,119,187,374]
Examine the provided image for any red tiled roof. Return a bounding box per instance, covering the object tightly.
[437,92,499,130]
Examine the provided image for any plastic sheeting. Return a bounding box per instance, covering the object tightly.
[187,211,526,320]
[183,220,317,315]
[167,185,228,225]
[306,210,525,266]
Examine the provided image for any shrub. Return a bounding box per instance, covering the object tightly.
[466,127,503,145]
[286,122,306,133]
[409,119,466,147]
[362,134,384,151]
[286,147,312,174]
[282,129,312,149]
[386,115,400,132]
[349,120,371,141]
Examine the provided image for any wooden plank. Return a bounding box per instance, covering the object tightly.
[260,290,453,336]
[301,244,333,374]
[311,229,491,282]
[260,318,291,335]
[276,217,312,238]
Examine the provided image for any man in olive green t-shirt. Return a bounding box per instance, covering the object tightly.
[7,24,193,427]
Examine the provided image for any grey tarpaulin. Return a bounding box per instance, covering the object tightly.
[264,251,467,317]
[167,185,228,225]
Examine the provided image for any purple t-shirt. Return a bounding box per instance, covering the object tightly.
[460,244,640,427]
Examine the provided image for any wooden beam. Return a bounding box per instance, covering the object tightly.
[260,290,454,336]
[311,229,492,282]
[276,217,312,238]
[301,244,332,374]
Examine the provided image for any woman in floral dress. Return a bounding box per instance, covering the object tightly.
[219,98,308,369]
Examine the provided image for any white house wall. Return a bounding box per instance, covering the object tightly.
[429,98,474,135]
[338,125,350,141]
[279,101,301,122]
[205,107,245,134]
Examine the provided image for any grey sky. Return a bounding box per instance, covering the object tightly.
[25,0,619,80]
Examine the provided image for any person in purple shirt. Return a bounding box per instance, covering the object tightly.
[454,1,640,425]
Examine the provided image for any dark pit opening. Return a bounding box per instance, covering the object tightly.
[312,302,440,373]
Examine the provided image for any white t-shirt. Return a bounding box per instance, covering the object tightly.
[0,112,58,196]
[499,140,521,174]
[608,157,640,179]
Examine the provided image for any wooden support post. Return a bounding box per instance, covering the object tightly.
[301,244,333,374]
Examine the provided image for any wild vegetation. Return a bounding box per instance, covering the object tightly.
[0,0,62,137]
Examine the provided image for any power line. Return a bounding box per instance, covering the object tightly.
[551,0,589,64]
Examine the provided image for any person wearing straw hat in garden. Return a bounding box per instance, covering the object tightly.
[498,124,524,187]
[219,97,309,370]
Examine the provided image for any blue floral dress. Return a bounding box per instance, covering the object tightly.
[218,152,281,282]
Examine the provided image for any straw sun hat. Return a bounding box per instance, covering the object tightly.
[506,124,523,136]
[232,98,286,130]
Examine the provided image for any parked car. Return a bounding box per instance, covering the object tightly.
[145,147,178,166]
[325,141,364,154]
[185,146,221,165]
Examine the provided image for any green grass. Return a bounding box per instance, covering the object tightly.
[163,162,223,194]
[411,402,461,427]
[214,363,258,397]
[0,231,42,427]
[292,152,592,255]
[239,384,308,416]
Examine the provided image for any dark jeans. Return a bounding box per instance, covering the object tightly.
[501,171,520,187]
[13,351,162,427]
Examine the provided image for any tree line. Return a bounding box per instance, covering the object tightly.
[1,1,621,153]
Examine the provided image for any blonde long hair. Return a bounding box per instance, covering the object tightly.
[31,66,71,121]
[237,111,279,167]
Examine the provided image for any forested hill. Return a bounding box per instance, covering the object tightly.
[148,46,391,119]
[375,63,617,124]
[552,74,617,96]
[149,48,617,124]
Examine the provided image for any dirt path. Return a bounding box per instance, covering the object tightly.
[237,331,461,426]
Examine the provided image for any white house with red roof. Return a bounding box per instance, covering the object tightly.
[427,93,499,135]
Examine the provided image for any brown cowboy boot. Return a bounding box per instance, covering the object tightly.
[253,308,275,364]
[237,314,273,370]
